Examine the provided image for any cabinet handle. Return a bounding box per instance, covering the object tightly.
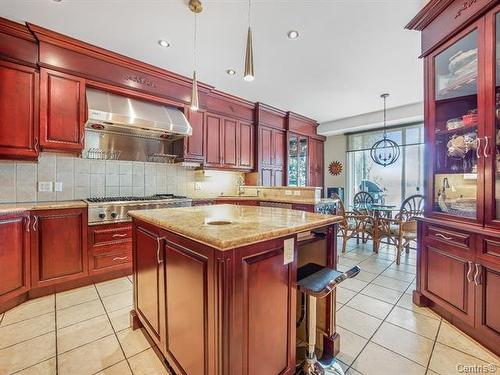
[34,137,39,152]
[112,233,128,238]
[476,138,481,159]
[156,237,164,264]
[483,136,489,158]
[80,129,85,145]
[435,233,452,240]
[32,216,38,232]
[112,256,128,261]
[466,261,474,283]
[25,216,31,232]
[474,263,481,286]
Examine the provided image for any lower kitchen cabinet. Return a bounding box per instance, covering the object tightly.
[31,208,88,288]
[133,225,167,350]
[0,212,30,306]
[88,222,132,274]
[417,221,500,354]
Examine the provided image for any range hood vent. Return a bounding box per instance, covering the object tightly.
[83,88,192,163]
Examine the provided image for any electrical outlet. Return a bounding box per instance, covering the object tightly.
[285,190,292,196]
[195,182,202,190]
[283,238,294,265]
[38,182,53,192]
[54,182,63,192]
[293,191,301,196]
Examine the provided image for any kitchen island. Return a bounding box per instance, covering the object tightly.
[128,204,342,375]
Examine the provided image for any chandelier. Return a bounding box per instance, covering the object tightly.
[370,93,400,167]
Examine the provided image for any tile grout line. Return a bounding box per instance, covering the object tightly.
[93,283,135,375]
[424,319,443,375]
[54,294,59,375]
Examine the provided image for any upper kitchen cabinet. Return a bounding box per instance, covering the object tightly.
[0,60,39,160]
[39,68,86,153]
[256,103,287,186]
[174,109,205,163]
[204,111,254,170]
[309,136,325,188]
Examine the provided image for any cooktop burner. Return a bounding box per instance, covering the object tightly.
[86,194,187,203]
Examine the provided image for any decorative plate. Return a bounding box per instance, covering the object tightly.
[328,161,343,176]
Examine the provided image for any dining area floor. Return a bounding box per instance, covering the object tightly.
[0,239,498,375]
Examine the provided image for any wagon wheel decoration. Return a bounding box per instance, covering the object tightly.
[328,161,343,176]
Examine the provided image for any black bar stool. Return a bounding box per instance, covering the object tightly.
[296,264,361,375]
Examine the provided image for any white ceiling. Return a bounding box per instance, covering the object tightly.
[1,0,424,124]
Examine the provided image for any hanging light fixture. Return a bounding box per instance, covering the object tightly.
[370,93,400,167]
[244,0,254,81]
[189,0,202,111]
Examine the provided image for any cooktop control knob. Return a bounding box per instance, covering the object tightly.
[98,212,106,219]
[110,212,118,218]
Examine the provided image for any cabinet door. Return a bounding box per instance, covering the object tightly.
[0,213,30,305]
[308,139,317,187]
[421,242,475,325]
[474,235,500,345]
[186,109,204,161]
[223,118,237,167]
[0,61,39,160]
[133,226,166,351]
[40,68,85,152]
[261,167,273,187]
[260,127,273,167]
[31,208,88,287]
[205,113,223,166]
[427,21,484,224]
[273,130,285,168]
[484,6,500,229]
[239,121,253,169]
[274,169,284,187]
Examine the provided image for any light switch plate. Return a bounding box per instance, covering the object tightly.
[293,191,301,196]
[284,238,294,265]
[54,182,63,192]
[38,182,53,192]
[285,190,292,196]
[195,182,202,190]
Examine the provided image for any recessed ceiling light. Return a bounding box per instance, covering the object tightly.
[287,30,299,39]
[53,0,62,2]
[226,69,236,76]
[158,40,170,48]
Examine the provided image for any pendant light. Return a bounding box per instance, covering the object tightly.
[189,0,202,111]
[244,0,254,81]
[370,93,400,167]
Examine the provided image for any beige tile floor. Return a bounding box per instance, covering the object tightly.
[0,239,498,375]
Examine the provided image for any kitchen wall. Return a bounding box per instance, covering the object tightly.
[323,134,347,194]
[0,153,243,203]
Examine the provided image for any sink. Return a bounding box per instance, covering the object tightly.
[206,220,232,225]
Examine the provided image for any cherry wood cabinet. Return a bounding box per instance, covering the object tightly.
[30,208,88,288]
[205,112,254,170]
[39,68,86,153]
[259,126,285,186]
[88,222,132,275]
[0,60,39,160]
[0,212,30,306]
[308,138,325,189]
[133,225,167,351]
[175,109,205,163]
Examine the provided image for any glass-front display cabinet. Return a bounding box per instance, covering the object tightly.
[287,133,308,186]
[427,5,500,228]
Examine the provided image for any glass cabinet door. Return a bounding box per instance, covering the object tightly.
[494,11,500,221]
[288,135,298,186]
[432,28,480,220]
[298,137,308,186]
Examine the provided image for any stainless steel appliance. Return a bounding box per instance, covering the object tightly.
[86,194,192,225]
[83,88,193,163]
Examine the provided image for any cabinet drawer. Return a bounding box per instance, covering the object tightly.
[91,225,132,246]
[424,224,472,249]
[478,236,500,264]
[92,250,131,271]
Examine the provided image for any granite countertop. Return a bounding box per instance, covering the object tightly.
[129,204,341,251]
[0,200,88,216]
[202,196,338,205]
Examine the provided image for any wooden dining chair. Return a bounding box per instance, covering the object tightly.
[353,191,374,215]
[331,193,376,254]
[373,194,424,264]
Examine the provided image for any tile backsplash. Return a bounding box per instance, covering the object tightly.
[0,153,243,203]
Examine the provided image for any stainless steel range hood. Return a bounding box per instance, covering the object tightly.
[83,88,192,163]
